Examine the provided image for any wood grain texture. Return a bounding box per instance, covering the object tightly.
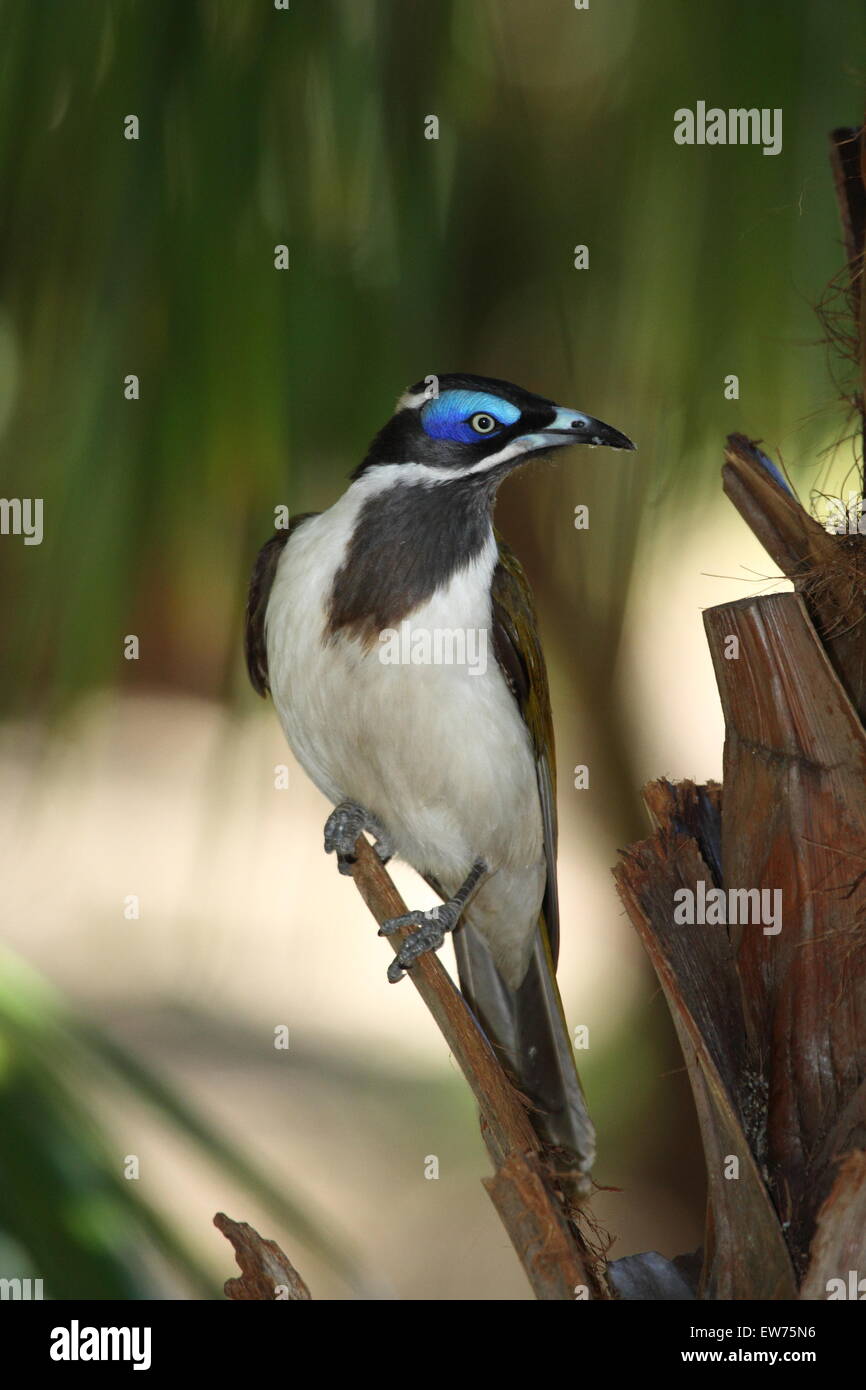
[215,1212,312,1301]
[799,1151,866,1299]
[705,593,866,1263]
[614,816,797,1300]
[722,434,866,724]
[348,835,609,1300]
[483,1152,593,1302]
[617,589,866,1295]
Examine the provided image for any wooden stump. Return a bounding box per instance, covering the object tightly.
[613,436,866,1299]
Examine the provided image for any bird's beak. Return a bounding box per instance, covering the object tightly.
[542,406,636,452]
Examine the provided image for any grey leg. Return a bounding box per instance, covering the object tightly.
[380,859,488,983]
[324,800,395,876]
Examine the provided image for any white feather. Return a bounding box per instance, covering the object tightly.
[265,472,546,985]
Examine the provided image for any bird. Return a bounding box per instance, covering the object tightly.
[245,372,635,1188]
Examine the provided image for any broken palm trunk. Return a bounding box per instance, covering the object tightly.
[612,118,866,1303]
[614,436,866,1299]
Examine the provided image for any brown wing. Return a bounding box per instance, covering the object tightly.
[490,533,560,963]
[244,514,317,697]
[458,540,594,1169]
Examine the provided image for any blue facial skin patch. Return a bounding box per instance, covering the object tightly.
[421,390,521,444]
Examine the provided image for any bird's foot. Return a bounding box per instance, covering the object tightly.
[379,902,462,983]
[379,858,488,983]
[324,801,394,876]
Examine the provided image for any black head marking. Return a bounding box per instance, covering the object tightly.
[351,373,560,481]
[329,373,634,643]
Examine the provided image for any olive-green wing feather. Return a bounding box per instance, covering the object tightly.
[245,514,317,697]
[451,532,595,1185]
[489,533,560,963]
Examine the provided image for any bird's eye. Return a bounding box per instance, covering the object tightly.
[469,412,498,435]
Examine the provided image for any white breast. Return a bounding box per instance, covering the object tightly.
[265,472,546,984]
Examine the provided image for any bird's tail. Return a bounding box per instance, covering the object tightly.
[453,919,596,1194]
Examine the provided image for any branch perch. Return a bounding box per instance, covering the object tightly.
[349,834,609,1300]
[215,1212,312,1300]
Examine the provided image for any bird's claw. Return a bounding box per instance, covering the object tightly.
[380,904,459,983]
[324,802,394,875]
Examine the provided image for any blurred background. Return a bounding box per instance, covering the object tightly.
[0,0,864,1299]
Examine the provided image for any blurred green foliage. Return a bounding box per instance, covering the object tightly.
[0,0,862,717]
[0,946,370,1297]
[0,0,864,1299]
